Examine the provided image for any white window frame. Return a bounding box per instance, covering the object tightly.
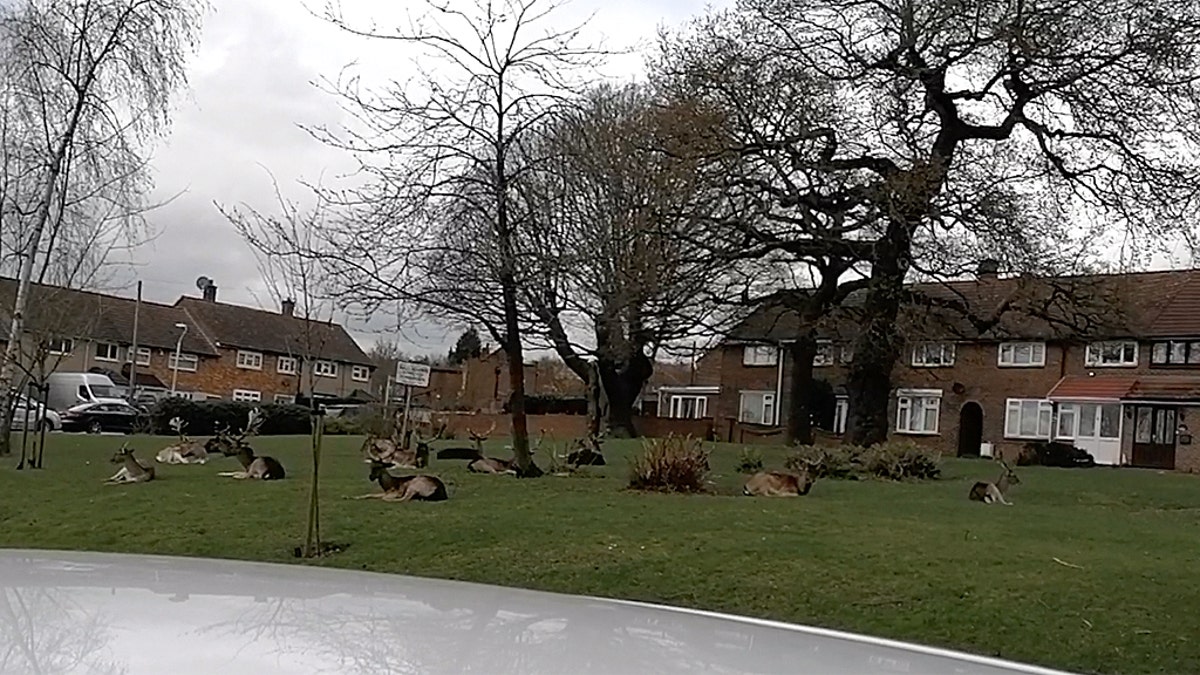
[1056,402,1121,441]
[1005,398,1053,439]
[668,395,708,419]
[277,356,299,375]
[738,390,776,425]
[813,340,837,367]
[232,389,261,402]
[895,389,941,435]
[911,342,956,367]
[997,341,1046,367]
[125,346,152,366]
[833,396,848,435]
[351,364,370,382]
[742,344,779,367]
[1085,341,1138,368]
[236,350,264,371]
[46,338,73,356]
[93,342,121,362]
[274,393,295,404]
[314,360,338,378]
[169,352,199,372]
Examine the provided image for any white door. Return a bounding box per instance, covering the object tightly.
[1057,402,1122,465]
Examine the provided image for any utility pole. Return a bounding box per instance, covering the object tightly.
[128,281,142,401]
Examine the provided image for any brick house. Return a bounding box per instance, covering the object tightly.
[704,265,1200,472]
[0,277,373,405]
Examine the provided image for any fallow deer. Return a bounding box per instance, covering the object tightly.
[105,443,155,485]
[209,409,286,480]
[353,459,448,502]
[743,460,821,497]
[566,431,607,467]
[467,428,545,475]
[155,417,209,465]
[969,459,1020,505]
[436,420,495,460]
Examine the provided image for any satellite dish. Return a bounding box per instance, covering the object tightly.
[195,276,212,291]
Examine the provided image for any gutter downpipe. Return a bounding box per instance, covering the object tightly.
[775,340,787,427]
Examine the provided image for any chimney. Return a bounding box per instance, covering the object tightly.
[976,258,1000,281]
[202,283,217,302]
[281,298,295,317]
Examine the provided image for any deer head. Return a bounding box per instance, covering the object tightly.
[368,459,394,482]
[467,420,496,446]
[997,459,1020,489]
[110,442,133,464]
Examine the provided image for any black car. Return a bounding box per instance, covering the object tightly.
[60,401,145,434]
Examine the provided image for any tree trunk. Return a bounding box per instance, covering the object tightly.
[785,336,818,446]
[585,362,604,436]
[596,351,653,438]
[846,227,909,447]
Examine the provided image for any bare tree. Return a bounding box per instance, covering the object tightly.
[0,0,206,454]
[219,179,338,559]
[307,0,605,476]
[519,83,743,436]
[660,0,1200,445]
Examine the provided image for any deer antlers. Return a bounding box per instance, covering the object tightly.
[467,420,496,442]
[235,408,263,442]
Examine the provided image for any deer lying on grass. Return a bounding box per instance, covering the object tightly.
[436,420,494,460]
[354,459,448,502]
[566,432,607,467]
[361,419,433,469]
[969,459,1020,505]
[105,444,155,485]
[467,428,545,475]
[155,417,209,465]
[208,409,286,480]
[743,460,821,497]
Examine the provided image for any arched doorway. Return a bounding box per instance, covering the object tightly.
[957,402,984,458]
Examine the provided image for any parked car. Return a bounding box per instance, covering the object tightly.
[59,401,146,434]
[0,548,1075,675]
[7,392,61,431]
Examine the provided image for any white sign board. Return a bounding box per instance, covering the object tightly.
[394,361,432,388]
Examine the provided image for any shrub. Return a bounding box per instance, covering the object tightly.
[628,435,710,493]
[1019,440,1096,468]
[323,416,367,436]
[148,399,312,436]
[785,440,941,481]
[735,447,764,473]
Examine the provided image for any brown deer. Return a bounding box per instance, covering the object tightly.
[467,428,545,475]
[105,443,155,485]
[209,409,286,480]
[743,460,821,497]
[566,431,607,467]
[353,459,448,502]
[969,459,1020,505]
[436,420,495,460]
[155,417,209,465]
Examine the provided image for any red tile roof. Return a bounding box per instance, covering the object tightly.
[1046,375,1138,400]
[1047,374,1200,402]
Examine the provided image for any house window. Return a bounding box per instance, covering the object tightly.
[1085,341,1138,367]
[169,353,198,372]
[126,347,151,366]
[739,391,776,425]
[911,342,955,367]
[277,356,299,375]
[1057,403,1121,440]
[840,345,853,364]
[895,389,941,435]
[274,394,295,404]
[46,338,73,355]
[669,395,707,419]
[232,389,261,402]
[1151,340,1200,366]
[94,342,121,362]
[742,344,779,367]
[236,350,263,370]
[351,365,370,382]
[1005,398,1053,439]
[998,342,1046,367]
[314,360,338,378]
[813,341,837,367]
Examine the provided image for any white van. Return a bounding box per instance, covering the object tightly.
[46,372,125,412]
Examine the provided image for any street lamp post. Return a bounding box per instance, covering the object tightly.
[170,322,188,395]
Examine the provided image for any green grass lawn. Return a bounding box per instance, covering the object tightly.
[1,433,1197,674]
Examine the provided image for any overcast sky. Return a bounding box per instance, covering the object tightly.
[106,0,726,356]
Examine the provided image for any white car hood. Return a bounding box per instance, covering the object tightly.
[0,549,1075,675]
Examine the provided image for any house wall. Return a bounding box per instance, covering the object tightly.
[184,348,370,402]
